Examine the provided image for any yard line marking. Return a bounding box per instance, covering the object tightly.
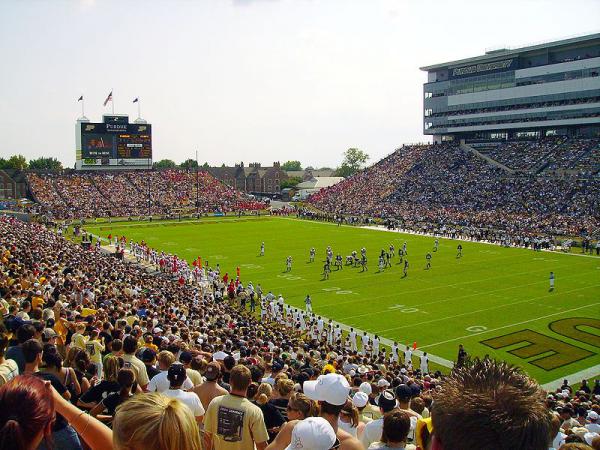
[374,285,599,334]
[541,364,600,391]
[417,302,600,349]
[280,217,600,260]
[327,269,591,320]
[336,280,544,321]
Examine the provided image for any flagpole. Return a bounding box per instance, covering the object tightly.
[111,88,114,114]
[81,97,85,117]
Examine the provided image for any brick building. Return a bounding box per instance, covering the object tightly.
[208,162,288,194]
[0,170,28,200]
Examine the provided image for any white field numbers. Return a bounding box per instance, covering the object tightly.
[388,304,420,313]
[277,273,303,281]
[322,287,359,295]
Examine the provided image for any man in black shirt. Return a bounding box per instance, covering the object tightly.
[142,348,161,380]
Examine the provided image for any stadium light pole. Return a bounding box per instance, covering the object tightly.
[195,149,199,218]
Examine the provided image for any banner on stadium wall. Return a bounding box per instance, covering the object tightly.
[450,59,514,78]
[213,212,224,217]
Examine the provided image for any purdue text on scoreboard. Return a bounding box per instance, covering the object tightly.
[80,122,152,159]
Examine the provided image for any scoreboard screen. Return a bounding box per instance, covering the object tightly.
[116,133,152,158]
[81,122,152,159]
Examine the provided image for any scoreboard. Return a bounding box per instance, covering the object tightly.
[80,122,152,160]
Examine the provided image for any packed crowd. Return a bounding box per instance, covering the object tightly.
[429,96,600,118]
[1,216,600,450]
[309,143,600,238]
[27,170,265,219]
[543,138,600,175]
[477,137,568,172]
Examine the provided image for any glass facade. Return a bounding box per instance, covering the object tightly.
[422,36,600,140]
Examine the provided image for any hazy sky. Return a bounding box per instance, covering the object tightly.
[1,0,599,168]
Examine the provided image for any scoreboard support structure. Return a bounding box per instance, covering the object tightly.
[75,114,152,170]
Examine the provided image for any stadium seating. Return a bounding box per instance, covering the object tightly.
[27,170,264,219]
[309,140,600,237]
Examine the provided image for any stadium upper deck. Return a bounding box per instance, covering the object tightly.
[421,33,600,142]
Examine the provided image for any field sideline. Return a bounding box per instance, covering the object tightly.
[85,216,600,384]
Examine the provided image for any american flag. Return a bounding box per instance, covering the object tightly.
[103,91,113,106]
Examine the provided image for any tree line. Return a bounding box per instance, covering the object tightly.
[0,155,62,170]
[0,148,370,181]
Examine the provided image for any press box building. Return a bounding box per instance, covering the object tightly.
[420,33,600,142]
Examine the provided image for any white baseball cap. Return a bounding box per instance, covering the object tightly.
[213,351,228,361]
[588,411,599,421]
[352,391,369,408]
[285,417,337,450]
[359,381,372,395]
[303,373,350,406]
[377,378,390,388]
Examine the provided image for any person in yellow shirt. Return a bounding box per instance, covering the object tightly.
[86,329,105,379]
[143,334,158,352]
[32,290,45,309]
[71,323,88,350]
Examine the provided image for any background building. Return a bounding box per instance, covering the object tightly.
[208,162,288,195]
[421,33,600,142]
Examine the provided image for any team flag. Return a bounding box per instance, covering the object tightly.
[77,95,83,102]
[133,98,139,103]
[103,91,113,106]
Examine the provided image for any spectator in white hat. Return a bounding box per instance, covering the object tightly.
[284,417,337,450]
[267,373,362,450]
[352,391,373,425]
[360,389,398,449]
[587,411,600,434]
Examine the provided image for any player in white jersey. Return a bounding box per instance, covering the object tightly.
[434,239,439,252]
[305,294,312,313]
[403,346,413,367]
[348,328,357,352]
[372,335,380,357]
[317,316,324,334]
[285,256,292,272]
[334,325,342,344]
[391,341,399,363]
[361,332,370,356]
[260,242,265,256]
[260,300,268,321]
[309,247,316,262]
[420,352,429,374]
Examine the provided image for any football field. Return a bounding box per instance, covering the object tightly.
[85,216,600,386]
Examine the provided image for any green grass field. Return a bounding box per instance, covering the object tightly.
[85,216,600,385]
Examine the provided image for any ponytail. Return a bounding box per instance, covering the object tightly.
[0,419,25,450]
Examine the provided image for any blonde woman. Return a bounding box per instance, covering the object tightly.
[338,399,361,438]
[286,392,318,421]
[114,393,202,450]
[251,382,286,442]
[50,386,203,450]
[269,378,295,420]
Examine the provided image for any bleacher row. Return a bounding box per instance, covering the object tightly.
[473,137,600,175]
[27,170,265,219]
[308,140,600,237]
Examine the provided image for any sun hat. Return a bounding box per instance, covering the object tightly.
[285,417,337,450]
[303,373,350,406]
